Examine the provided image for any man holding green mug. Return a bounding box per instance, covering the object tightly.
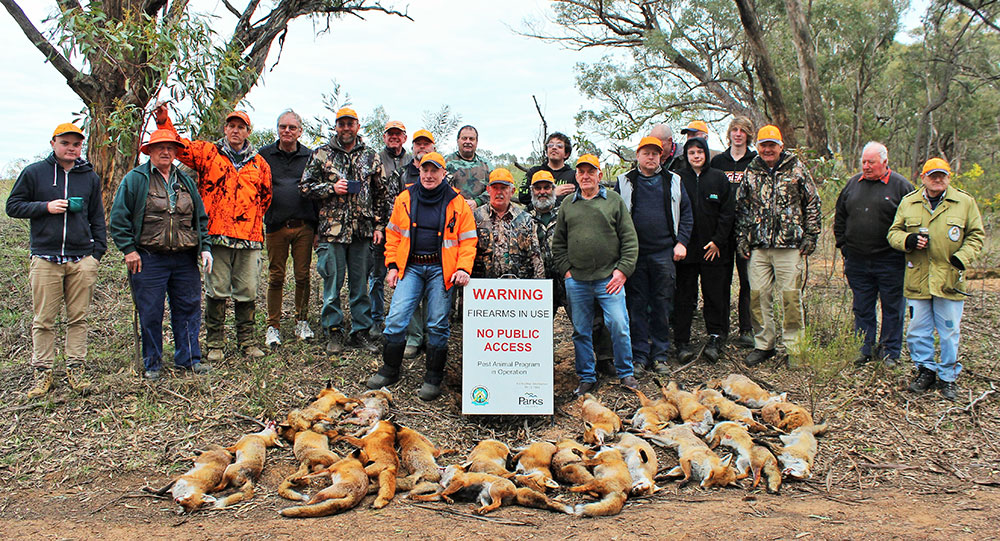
[5,123,106,399]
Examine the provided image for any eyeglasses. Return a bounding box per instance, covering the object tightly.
[278,124,301,131]
[546,142,565,149]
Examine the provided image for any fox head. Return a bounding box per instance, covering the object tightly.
[583,421,612,445]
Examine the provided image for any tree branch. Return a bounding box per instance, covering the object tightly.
[1,0,98,101]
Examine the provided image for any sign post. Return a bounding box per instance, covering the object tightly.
[462,278,553,415]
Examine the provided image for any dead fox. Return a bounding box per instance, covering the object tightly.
[647,425,744,489]
[341,388,393,430]
[511,441,559,493]
[580,393,622,445]
[212,421,283,509]
[279,449,370,518]
[760,401,814,432]
[462,439,515,478]
[412,464,571,515]
[769,423,828,479]
[628,387,679,432]
[551,439,595,487]
[335,420,398,509]
[394,423,454,492]
[705,421,753,476]
[656,380,714,435]
[750,444,782,493]
[614,433,658,496]
[278,429,340,501]
[696,388,767,432]
[171,445,233,512]
[708,374,786,408]
[569,447,632,517]
[279,382,358,438]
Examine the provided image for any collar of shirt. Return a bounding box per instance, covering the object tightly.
[860,168,891,184]
[488,204,515,222]
[572,185,607,202]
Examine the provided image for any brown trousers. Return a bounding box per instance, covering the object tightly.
[265,224,314,328]
[29,256,99,368]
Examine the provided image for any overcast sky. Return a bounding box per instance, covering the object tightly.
[0,0,607,168]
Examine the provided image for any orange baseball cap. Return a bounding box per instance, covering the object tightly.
[680,120,709,135]
[225,111,251,128]
[384,120,406,133]
[52,123,84,138]
[576,154,601,171]
[420,151,446,169]
[488,168,514,186]
[335,107,358,121]
[531,170,556,185]
[637,136,663,152]
[412,129,435,143]
[757,125,783,145]
[921,157,951,176]
[140,129,187,154]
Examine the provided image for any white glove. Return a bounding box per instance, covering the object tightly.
[200,250,213,274]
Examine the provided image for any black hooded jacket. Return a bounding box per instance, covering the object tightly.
[677,138,735,265]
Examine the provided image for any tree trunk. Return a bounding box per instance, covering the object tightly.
[783,0,831,157]
[733,0,797,147]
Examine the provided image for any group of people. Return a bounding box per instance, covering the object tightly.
[6,108,983,402]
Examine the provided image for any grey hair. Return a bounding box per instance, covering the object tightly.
[276,109,303,130]
[649,123,674,143]
[861,141,888,163]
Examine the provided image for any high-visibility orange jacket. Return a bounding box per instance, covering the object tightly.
[156,116,271,243]
[385,183,477,290]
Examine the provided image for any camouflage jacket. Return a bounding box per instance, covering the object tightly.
[300,136,387,243]
[472,203,544,279]
[445,152,492,206]
[735,152,822,255]
[529,206,559,278]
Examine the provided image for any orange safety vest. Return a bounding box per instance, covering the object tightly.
[385,184,477,290]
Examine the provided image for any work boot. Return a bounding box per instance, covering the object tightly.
[574,380,598,396]
[939,380,958,401]
[350,331,380,354]
[65,364,92,394]
[204,297,227,352]
[206,349,225,362]
[243,345,266,358]
[418,346,448,401]
[235,301,261,356]
[703,335,722,363]
[368,342,405,389]
[744,348,776,367]
[620,375,640,390]
[596,357,616,376]
[26,368,54,399]
[326,329,345,354]
[734,332,755,348]
[677,343,697,364]
[403,343,422,359]
[908,367,937,393]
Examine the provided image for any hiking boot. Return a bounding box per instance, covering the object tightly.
[908,367,936,393]
[574,380,598,396]
[939,380,958,401]
[677,343,697,364]
[620,375,640,390]
[326,330,345,354]
[243,345,266,358]
[403,344,422,359]
[853,353,873,367]
[367,342,405,390]
[734,332,755,348]
[652,361,672,375]
[295,320,315,341]
[703,335,722,363]
[206,349,224,362]
[66,365,92,394]
[265,326,282,348]
[350,332,379,354]
[744,348,776,367]
[26,368,54,399]
[144,369,161,381]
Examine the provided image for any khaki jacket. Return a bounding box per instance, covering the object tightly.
[887,187,984,300]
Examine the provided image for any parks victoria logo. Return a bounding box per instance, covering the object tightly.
[470,386,489,405]
[518,392,544,406]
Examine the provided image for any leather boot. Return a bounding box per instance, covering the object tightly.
[367,342,405,389]
[235,301,264,357]
[204,297,227,358]
[418,346,448,401]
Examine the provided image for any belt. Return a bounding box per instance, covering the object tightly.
[410,252,441,264]
[284,219,305,229]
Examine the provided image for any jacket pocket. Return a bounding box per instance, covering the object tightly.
[944,217,965,247]
[903,218,921,232]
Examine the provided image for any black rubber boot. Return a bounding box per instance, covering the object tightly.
[368,342,405,389]
[419,346,448,401]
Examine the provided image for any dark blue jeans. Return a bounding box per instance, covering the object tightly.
[625,248,675,364]
[317,238,373,334]
[368,243,387,324]
[130,249,203,371]
[844,254,905,358]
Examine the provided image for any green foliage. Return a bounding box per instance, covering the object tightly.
[248,128,277,150]
[790,291,861,417]
[422,104,463,152]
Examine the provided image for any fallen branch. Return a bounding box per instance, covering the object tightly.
[161,387,192,405]
[408,502,536,526]
[933,389,995,431]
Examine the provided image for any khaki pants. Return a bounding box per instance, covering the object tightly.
[29,256,99,369]
[748,248,805,353]
[265,225,314,328]
[205,245,261,302]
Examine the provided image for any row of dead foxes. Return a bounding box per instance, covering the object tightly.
[161,374,826,518]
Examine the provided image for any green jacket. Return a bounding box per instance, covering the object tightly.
[552,187,638,281]
[109,161,210,255]
[887,187,984,300]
